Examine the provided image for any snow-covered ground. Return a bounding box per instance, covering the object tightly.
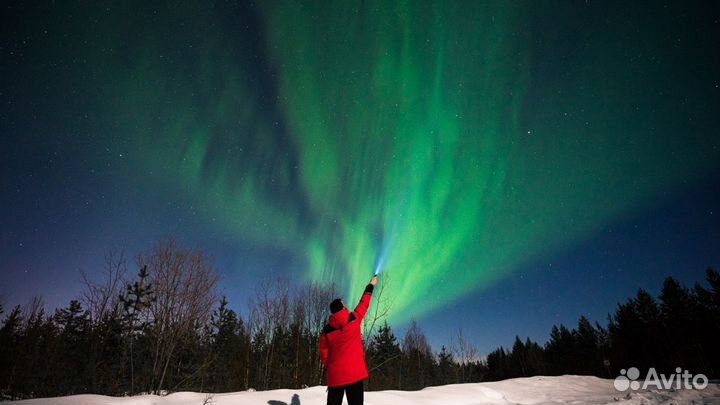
[9,376,720,405]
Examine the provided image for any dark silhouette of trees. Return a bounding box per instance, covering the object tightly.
[1,256,719,400]
[484,268,720,381]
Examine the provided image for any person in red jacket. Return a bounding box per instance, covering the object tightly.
[319,276,377,405]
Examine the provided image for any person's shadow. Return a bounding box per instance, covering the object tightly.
[268,393,301,405]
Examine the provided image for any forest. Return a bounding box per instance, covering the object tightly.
[1,239,719,400]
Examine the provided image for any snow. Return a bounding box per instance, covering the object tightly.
[8,376,720,405]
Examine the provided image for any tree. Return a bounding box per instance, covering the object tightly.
[486,347,508,381]
[138,239,219,394]
[545,324,575,375]
[54,300,91,394]
[401,320,434,390]
[367,322,402,389]
[693,268,720,375]
[206,296,245,392]
[297,282,336,386]
[575,316,601,375]
[249,277,290,389]
[80,249,127,323]
[659,277,703,371]
[608,289,663,374]
[16,297,55,397]
[0,306,24,397]
[450,327,477,383]
[91,306,125,394]
[119,264,154,394]
[435,345,457,384]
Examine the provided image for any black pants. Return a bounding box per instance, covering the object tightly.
[327,380,364,405]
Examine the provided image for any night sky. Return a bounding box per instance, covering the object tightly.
[2,1,719,353]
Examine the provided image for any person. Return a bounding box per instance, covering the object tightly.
[319,276,378,405]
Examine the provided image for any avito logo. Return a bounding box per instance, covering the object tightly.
[614,367,708,391]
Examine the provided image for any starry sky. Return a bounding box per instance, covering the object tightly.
[1,1,719,353]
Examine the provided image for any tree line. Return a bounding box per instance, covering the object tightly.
[1,239,718,400]
[484,268,720,382]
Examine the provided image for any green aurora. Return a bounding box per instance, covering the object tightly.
[63,1,718,323]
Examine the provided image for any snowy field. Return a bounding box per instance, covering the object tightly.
[9,376,720,405]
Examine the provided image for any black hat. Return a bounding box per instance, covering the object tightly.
[330,298,344,314]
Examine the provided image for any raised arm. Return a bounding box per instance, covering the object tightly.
[352,276,377,321]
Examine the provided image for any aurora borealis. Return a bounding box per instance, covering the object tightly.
[2,1,719,346]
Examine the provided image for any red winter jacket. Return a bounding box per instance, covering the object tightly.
[319,284,374,387]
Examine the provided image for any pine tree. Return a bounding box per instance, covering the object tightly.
[486,347,508,381]
[575,316,601,375]
[0,306,24,397]
[119,265,154,394]
[17,305,52,397]
[545,324,575,375]
[693,268,720,375]
[510,336,527,377]
[54,300,91,394]
[608,289,664,374]
[93,309,125,394]
[507,336,545,377]
[659,277,703,371]
[435,345,457,384]
[367,322,402,389]
[207,296,243,391]
[524,337,546,376]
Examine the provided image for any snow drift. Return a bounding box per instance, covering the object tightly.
[8,375,720,405]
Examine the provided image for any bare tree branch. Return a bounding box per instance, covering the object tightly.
[450,327,478,383]
[79,249,127,322]
[363,273,394,338]
[137,238,219,394]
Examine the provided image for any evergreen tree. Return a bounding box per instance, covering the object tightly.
[16,305,54,397]
[486,347,508,381]
[509,336,526,377]
[367,322,402,390]
[659,277,703,371]
[119,265,154,394]
[608,289,663,374]
[523,337,546,376]
[575,316,601,375]
[693,268,720,375]
[0,306,24,397]
[3,265,720,397]
[91,309,125,394]
[54,300,91,394]
[207,296,245,392]
[545,324,575,375]
[435,345,457,384]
